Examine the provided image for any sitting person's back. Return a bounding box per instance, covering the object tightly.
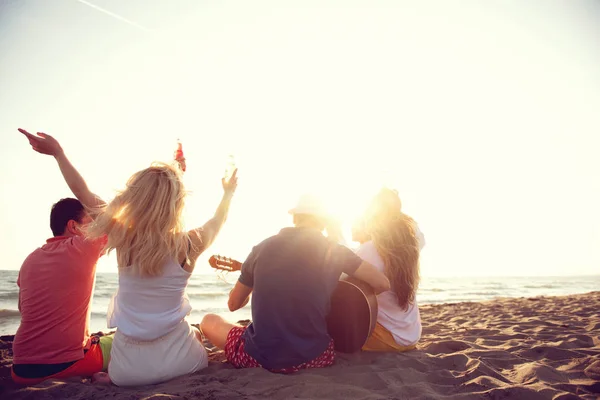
[84,162,238,386]
[355,188,425,351]
[106,254,205,386]
[108,257,192,341]
[200,194,391,372]
[241,226,359,369]
[356,235,423,349]
[11,198,108,384]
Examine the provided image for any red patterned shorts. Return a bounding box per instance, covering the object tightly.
[224,326,335,373]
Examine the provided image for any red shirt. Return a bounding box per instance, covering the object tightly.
[12,235,106,364]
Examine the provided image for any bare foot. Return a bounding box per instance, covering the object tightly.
[92,372,112,384]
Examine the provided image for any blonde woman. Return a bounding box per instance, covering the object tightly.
[355,188,425,352]
[21,129,237,386]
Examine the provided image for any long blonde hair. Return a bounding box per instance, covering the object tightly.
[86,162,190,276]
[365,188,420,311]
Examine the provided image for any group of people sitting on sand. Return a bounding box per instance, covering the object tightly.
[11,127,425,387]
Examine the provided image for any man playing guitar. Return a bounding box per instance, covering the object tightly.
[200,194,390,373]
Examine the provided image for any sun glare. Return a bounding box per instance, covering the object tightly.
[1,1,599,277]
[114,206,127,221]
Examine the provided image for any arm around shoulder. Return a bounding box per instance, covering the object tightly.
[351,261,391,294]
[331,243,390,294]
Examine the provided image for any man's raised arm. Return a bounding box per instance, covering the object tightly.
[19,128,105,210]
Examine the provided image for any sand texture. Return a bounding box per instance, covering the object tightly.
[1,292,599,399]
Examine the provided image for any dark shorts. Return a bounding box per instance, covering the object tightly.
[12,338,107,385]
[224,326,335,373]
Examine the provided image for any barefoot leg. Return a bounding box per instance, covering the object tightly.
[92,372,112,384]
[200,314,239,350]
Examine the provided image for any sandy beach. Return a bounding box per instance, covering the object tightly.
[1,291,598,400]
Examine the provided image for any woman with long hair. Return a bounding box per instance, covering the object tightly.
[353,188,425,352]
[20,129,237,385]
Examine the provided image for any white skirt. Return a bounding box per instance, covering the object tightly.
[108,319,208,386]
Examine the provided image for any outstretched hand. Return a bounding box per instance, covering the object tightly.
[222,168,238,195]
[18,128,63,157]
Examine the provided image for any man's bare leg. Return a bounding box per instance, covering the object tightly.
[200,314,239,349]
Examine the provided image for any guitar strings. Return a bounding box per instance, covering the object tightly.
[216,269,233,284]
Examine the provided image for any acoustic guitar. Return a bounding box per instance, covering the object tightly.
[208,254,378,353]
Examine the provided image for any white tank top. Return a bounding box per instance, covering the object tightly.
[107,258,192,341]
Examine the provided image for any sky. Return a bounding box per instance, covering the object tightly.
[0,0,599,277]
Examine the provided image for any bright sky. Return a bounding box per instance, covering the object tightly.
[1,0,599,277]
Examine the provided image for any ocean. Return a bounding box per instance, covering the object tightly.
[1,269,599,335]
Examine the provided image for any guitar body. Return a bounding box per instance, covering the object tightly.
[326,276,378,353]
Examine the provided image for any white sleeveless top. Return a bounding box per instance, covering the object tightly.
[107,259,192,341]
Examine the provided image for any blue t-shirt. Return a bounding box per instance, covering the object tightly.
[238,227,362,370]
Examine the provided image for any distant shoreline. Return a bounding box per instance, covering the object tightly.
[1,269,600,278]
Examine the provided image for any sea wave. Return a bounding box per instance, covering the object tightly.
[93,290,118,299]
[523,284,557,289]
[91,311,108,319]
[423,288,445,293]
[0,292,18,300]
[187,291,229,299]
[187,281,231,289]
[464,291,501,296]
[0,309,20,318]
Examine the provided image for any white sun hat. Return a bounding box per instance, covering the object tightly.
[288,194,329,218]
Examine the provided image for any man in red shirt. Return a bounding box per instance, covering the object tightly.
[12,128,111,385]
[11,198,110,384]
